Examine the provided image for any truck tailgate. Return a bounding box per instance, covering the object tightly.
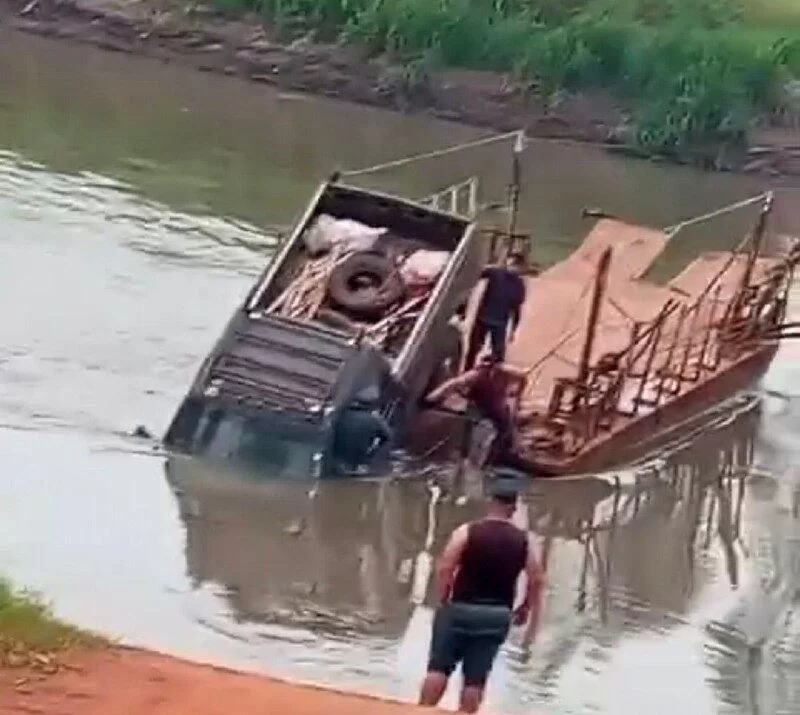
[203,313,354,419]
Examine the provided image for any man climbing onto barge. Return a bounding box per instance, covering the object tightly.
[464,252,527,371]
[424,355,530,469]
[419,476,544,713]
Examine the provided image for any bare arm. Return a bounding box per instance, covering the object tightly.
[426,371,476,405]
[435,524,469,604]
[514,534,545,630]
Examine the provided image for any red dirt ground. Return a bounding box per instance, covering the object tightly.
[0,647,440,715]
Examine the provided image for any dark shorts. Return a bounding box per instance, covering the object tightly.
[459,403,514,463]
[427,602,511,687]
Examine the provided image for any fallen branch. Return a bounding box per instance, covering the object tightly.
[267,247,350,319]
[365,294,428,336]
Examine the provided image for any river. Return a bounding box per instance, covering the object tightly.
[1,29,800,715]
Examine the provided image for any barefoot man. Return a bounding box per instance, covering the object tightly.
[418,477,544,713]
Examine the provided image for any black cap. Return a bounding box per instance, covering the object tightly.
[487,469,524,503]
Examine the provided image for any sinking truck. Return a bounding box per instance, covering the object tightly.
[163,176,482,477]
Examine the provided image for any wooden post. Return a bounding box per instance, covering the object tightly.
[625,322,643,375]
[572,246,613,411]
[467,177,479,218]
[504,131,524,259]
[506,131,523,236]
[623,302,679,377]
[576,525,591,613]
[699,284,724,369]
[776,250,798,326]
[631,308,667,411]
[488,229,499,264]
[727,190,775,331]
[739,191,774,294]
[676,300,702,383]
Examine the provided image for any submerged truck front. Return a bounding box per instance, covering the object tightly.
[163,178,481,477]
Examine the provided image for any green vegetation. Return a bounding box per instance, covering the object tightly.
[0,578,101,660]
[211,0,800,158]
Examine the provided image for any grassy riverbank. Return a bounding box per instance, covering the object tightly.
[0,578,100,658]
[211,0,800,157]
[0,578,434,714]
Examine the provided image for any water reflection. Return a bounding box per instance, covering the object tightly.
[703,389,800,715]
[165,460,432,638]
[164,395,772,712]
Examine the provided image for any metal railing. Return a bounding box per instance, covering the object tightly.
[518,193,800,458]
[419,175,480,218]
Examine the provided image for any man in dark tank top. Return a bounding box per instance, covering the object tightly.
[418,477,544,713]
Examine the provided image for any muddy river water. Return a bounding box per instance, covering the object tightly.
[2,29,800,715]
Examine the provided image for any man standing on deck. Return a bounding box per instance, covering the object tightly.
[464,252,527,371]
[418,476,544,713]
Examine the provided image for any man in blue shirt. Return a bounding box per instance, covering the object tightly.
[332,387,393,474]
[464,252,527,371]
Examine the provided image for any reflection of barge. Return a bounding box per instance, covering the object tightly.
[163,396,759,645]
[164,133,798,478]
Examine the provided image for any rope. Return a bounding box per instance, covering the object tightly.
[340,130,522,178]
[664,193,767,236]
[340,129,638,179]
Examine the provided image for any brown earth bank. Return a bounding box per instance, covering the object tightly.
[0,645,444,715]
[1,0,798,178]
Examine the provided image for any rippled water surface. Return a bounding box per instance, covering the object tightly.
[1,29,800,715]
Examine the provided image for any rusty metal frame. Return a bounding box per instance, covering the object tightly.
[482,190,798,468]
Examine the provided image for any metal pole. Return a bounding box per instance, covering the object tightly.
[632,308,667,411]
[698,284,724,369]
[676,301,701,384]
[572,246,613,410]
[468,177,479,218]
[505,130,524,256]
[654,306,687,401]
[726,191,775,337]
[739,191,774,294]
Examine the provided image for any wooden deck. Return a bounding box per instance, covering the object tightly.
[462,212,794,475]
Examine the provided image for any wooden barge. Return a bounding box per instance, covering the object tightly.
[163,135,798,478]
[498,191,798,476]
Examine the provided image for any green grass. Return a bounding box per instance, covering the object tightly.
[0,578,102,658]
[209,0,800,158]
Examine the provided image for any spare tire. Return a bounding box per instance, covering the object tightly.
[328,251,405,321]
